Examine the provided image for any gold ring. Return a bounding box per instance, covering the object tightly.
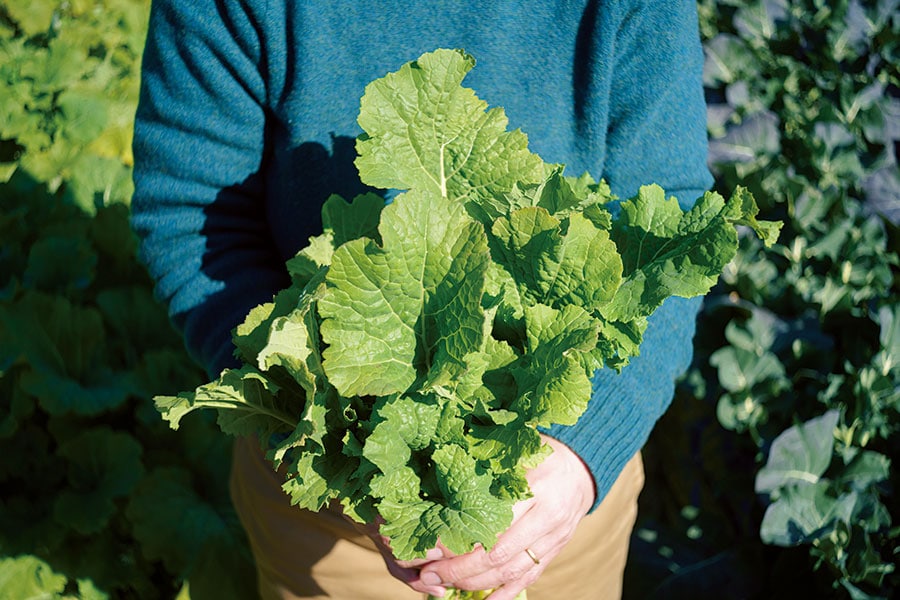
[524,548,540,565]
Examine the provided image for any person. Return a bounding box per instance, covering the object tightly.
[131,1,714,598]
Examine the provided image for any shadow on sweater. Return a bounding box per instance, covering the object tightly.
[187,134,387,380]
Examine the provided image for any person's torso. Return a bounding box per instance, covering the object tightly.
[257,1,619,260]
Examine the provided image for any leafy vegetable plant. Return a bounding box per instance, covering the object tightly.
[629,1,898,598]
[155,49,779,597]
[0,3,257,597]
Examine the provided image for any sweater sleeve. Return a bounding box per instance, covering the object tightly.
[544,0,714,510]
[131,0,288,378]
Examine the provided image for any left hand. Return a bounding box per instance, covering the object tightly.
[410,434,596,599]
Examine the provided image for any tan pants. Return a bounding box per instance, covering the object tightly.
[230,436,644,600]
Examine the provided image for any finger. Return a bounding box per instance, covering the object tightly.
[451,536,562,593]
[374,544,447,597]
[486,579,533,600]
[419,505,549,590]
[394,546,445,569]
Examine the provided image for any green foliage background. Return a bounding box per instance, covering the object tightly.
[0,1,256,598]
[627,1,898,599]
[0,0,896,598]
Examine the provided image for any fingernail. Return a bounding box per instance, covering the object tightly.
[424,548,444,560]
[420,571,442,586]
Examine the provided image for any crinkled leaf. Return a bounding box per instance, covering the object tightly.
[154,366,295,441]
[363,395,443,472]
[256,280,326,397]
[377,444,512,559]
[491,208,622,311]
[282,436,363,515]
[604,185,780,323]
[232,286,303,366]
[355,48,544,216]
[508,304,598,427]
[468,413,546,473]
[318,189,490,397]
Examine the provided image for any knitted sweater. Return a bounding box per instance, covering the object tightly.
[131,0,713,509]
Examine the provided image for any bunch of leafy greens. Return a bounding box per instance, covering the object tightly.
[155,48,780,561]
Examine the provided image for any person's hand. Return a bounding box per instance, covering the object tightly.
[348,514,451,598]
[413,434,596,599]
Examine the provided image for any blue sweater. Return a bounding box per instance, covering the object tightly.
[131,0,713,509]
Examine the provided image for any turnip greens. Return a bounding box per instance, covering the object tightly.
[154,48,780,569]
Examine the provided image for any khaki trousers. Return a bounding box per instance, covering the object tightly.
[230,436,644,600]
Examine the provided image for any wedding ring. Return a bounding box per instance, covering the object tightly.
[524,547,540,565]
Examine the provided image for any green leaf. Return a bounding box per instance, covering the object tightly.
[759,481,858,547]
[232,286,303,367]
[127,466,256,598]
[708,111,780,165]
[605,185,781,326]
[873,304,899,379]
[285,233,333,287]
[4,0,59,36]
[322,192,385,247]
[838,450,891,490]
[490,207,622,311]
[709,345,786,392]
[0,555,67,598]
[508,304,599,427]
[733,0,789,40]
[318,189,490,397]
[755,410,840,493]
[377,444,513,560]
[58,88,109,145]
[355,48,544,215]
[255,279,326,398]
[2,293,133,416]
[54,427,144,535]
[282,435,363,515]
[23,234,97,292]
[703,34,755,86]
[362,395,443,472]
[154,366,295,440]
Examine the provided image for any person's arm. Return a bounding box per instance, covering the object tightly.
[415,2,713,597]
[131,0,288,378]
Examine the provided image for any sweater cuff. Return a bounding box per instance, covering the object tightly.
[543,295,702,511]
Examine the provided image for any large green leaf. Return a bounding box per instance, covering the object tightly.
[759,481,858,546]
[318,189,490,396]
[376,444,512,560]
[755,410,840,493]
[54,428,144,535]
[490,208,622,311]
[603,185,780,323]
[154,366,296,440]
[355,48,544,215]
